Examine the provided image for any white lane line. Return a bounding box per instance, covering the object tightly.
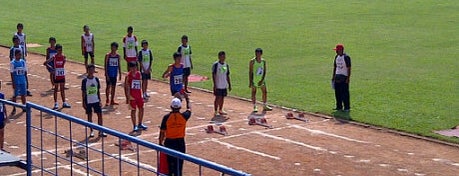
[252,131,327,152]
[12,149,158,176]
[290,124,370,144]
[61,164,93,176]
[210,138,281,160]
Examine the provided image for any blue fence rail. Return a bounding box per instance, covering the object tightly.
[1,99,250,175]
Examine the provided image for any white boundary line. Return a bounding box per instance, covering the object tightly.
[209,138,281,160]
[290,124,371,144]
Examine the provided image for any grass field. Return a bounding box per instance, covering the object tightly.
[0,0,458,143]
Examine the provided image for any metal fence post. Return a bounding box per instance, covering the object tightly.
[26,103,32,176]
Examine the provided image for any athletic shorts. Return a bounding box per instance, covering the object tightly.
[0,117,5,129]
[171,88,185,96]
[129,98,144,110]
[126,57,137,63]
[142,73,151,80]
[183,67,191,77]
[251,81,266,88]
[85,102,102,114]
[83,52,95,59]
[214,88,228,97]
[14,84,27,97]
[54,78,65,84]
[106,77,117,86]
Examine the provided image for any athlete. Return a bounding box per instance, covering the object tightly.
[162,52,190,109]
[249,48,272,112]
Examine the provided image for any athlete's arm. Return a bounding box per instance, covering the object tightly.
[92,35,95,53]
[162,65,172,79]
[118,57,122,80]
[124,76,130,103]
[81,35,85,55]
[249,60,254,87]
[104,54,109,78]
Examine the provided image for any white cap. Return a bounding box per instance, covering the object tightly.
[171,98,182,109]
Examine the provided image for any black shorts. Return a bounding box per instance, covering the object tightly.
[214,88,228,97]
[54,78,65,84]
[83,52,95,59]
[142,73,151,80]
[183,67,191,77]
[85,102,102,114]
[106,77,117,86]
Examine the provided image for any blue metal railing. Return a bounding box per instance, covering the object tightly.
[0,98,250,175]
[23,101,250,176]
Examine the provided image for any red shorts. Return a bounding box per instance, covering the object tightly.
[126,57,137,63]
[129,97,144,110]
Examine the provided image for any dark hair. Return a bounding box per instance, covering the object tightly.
[87,64,95,69]
[218,51,225,56]
[127,26,133,31]
[181,35,188,40]
[49,37,56,42]
[14,49,22,55]
[83,25,89,30]
[55,44,63,50]
[12,35,19,42]
[17,23,23,29]
[255,48,263,54]
[128,62,137,68]
[111,42,119,48]
[141,40,148,46]
[173,52,182,59]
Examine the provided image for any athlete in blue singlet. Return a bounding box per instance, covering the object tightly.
[162,52,190,109]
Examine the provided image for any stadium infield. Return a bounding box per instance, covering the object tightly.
[0,47,458,175]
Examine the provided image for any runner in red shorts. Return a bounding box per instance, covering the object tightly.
[124,62,147,133]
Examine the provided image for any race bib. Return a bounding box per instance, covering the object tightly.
[85,42,93,48]
[256,67,263,76]
[173,75,183,85]
[142,53,150,62]
[87,86,97,95]
[131,80,141,89]
[127,41,134,49]
[184,48,191,55]
[109,58,119,66]
[15,67,26,75]
[55,68,65,76]
[219,66,227,73]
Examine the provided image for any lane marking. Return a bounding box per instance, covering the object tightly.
[252,131,327,152]
[290,124,370,144]
[210,138,281,160]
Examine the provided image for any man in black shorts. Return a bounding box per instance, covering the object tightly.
[212,51,232,116]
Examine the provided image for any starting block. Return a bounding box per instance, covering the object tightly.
[286,112,309,122]
[115,139,136,152]
[248,117,273,128]
[64,148,87,160]
[205,125,228,135]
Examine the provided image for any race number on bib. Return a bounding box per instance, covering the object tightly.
[55,68,65,76]
[87,86,97,95]
[127,41,134,49]
[131,80,141,89]
[109,58,119,66]
[173,75,183,85]
[16,67,26,75]
[256,67,264,76]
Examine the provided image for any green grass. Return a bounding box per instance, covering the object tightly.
[1,0,458,143]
